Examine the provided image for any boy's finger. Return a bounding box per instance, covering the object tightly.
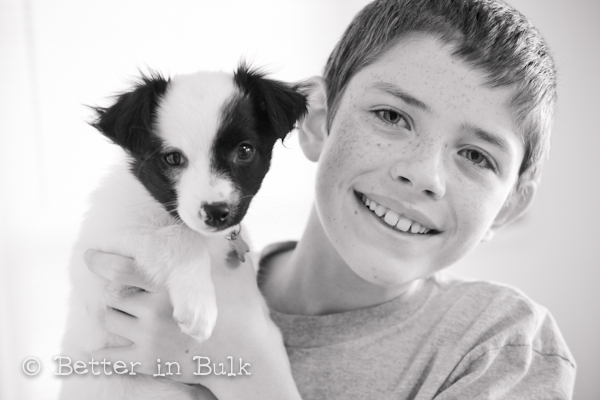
[84,249,157,292]
[104,307,138,341]
[106,289,171,320]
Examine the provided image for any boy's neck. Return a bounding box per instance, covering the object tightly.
[261,204,421,316]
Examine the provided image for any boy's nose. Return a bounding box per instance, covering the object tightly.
[390,153,446,200]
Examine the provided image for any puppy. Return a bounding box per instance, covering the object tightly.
[59,64,307,399]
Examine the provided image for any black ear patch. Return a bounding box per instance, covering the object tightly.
[90,73,170,156]
[233,63,308,140]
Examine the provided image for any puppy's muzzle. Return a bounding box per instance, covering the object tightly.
[201,202,230,229]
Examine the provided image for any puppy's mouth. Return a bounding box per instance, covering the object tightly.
[355,191,440,236]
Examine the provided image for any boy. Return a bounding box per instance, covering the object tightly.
[86,0,576,398]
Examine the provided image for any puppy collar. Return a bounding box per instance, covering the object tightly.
[226,225,242,241]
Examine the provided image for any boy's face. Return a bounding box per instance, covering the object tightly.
[312,34,531,286]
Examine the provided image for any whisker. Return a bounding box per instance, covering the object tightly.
[237,194,256,202]
[251,195,296,209]
[245,206,281,227]
[125,200,157,208]
[241,214,274,235]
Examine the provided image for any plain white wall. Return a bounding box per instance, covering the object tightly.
[0,0,598,399]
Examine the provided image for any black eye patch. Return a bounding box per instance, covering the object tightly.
[212,94,271,197]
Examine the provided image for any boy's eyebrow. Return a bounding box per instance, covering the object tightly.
[465,123,513,156]
[371,82,432,113]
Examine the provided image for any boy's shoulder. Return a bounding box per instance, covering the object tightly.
[431,270,546,325]
[428,271,576,368]
[422,273,576,397]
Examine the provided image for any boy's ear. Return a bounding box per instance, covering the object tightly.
[482,180,537,242]
[298,76,328,162]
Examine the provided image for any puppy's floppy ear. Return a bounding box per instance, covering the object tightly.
[234,63,308,140]
[90,72,170,156]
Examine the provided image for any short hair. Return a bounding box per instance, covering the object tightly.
[323,0,556,190]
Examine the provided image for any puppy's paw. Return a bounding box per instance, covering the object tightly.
[172,292,218,342]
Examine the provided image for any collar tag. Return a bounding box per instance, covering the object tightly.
[226,226,250,262]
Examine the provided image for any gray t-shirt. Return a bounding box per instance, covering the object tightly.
[258,242,576,400]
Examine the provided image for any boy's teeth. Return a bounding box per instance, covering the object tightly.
[410,222,422,233]
[395,217,412,232]
[359,192,433,234]
[384,210,400,226]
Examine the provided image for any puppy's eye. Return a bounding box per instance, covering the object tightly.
[165,152,182,165]
[237,143,254,161]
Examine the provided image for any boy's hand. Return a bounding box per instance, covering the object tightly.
[84,249,301,400]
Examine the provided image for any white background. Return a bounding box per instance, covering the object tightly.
[1,0,598,399]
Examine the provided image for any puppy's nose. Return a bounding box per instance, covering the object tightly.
[202,202,230,228]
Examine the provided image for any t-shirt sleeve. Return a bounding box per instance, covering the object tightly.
[433,298,576,400]
[433,344,575,399]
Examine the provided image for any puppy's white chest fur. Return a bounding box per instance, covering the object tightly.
[61,161,226,399]
[59,65,307,400]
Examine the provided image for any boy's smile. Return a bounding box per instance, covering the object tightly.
[356,191,439,235]
[312,34,530,287]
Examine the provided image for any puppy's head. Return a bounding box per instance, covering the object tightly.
[92,64,308,235]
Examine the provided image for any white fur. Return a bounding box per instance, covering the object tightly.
[60,159,229,399]
[60,72,243,400]
[157,73,238,233]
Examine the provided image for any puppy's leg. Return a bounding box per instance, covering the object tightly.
[135,227,218,342]
[168,247,217,342]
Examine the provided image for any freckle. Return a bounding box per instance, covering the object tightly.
[354,210,358,215]
[185,349,189,354]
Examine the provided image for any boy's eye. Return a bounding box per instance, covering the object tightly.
[459,148,496,171]
[465,149,484,164]
[374,109,411,130]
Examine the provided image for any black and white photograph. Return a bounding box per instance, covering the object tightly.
[1,0,598,399]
